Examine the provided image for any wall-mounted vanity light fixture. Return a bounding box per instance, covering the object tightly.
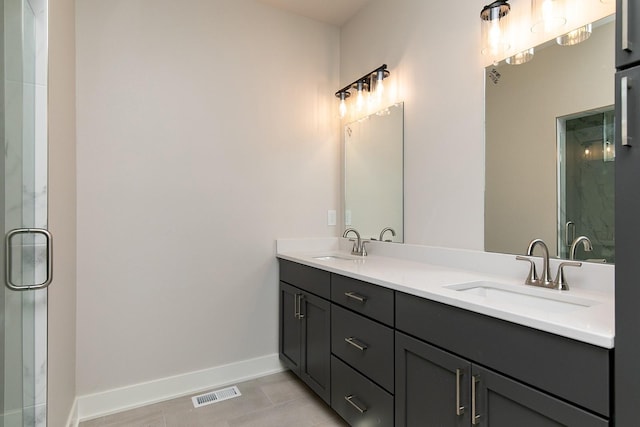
[556,23,592,46]
[335,64,389,118]
[506,48,535,65]
[481,1,511,61]
[531,0,567,33]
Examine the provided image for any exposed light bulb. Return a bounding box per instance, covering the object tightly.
[375,69,385,102]
[356,81,365,112]
[337,91,351,118]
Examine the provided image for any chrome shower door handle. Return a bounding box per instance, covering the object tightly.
[5,228,53,291]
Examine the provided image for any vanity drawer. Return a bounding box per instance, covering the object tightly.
[331,304,394,393]
[331,274,394,326]
[279,259,330,299]
[396,292,611,417]
[331,355,394,427]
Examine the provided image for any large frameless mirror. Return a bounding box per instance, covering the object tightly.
[344,102,404,243]
[484,16,615,263]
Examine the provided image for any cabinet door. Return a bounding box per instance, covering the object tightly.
[615,65,640,425]
[617,0,640,68]
[473,365,608,427]
[395,332,470,427]
[279,282,301,375]
[300,291,331,404]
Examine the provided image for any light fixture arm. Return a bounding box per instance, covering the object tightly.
[334,64,390,99]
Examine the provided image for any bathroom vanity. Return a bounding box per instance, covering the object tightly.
[277,239,614,426]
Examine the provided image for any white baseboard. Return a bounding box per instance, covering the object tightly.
[77,353,283,422]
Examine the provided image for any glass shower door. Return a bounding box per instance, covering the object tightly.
[558,109,615,262]
[2,0,50,426]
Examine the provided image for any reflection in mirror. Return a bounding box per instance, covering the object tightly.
[485,17,614,262]
[344,103,403,242]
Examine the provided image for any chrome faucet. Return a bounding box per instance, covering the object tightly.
[343,228,368,256]
[517,238,581,290]
[379,227,396,242]
[569,236,593,260]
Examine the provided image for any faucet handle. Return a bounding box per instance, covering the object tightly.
[553,261,582,291]
[360,241,369,256]
[516,256,538,286]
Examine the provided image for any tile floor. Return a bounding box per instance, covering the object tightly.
[79,371,349,427]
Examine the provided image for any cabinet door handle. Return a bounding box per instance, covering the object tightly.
[456,369,465,416]
[297,294,305,319]
[344,337,368,351]
[294,293,300,319]
[344,291,367,303]
[622,76,632,146]
[622,0,632,52]
[472,375,481,425]
[344,395,367,413]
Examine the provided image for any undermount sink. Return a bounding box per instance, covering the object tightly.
[312,255,357,261]
[445,281,598,314]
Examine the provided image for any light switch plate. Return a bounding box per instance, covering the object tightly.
[327,210,337,226]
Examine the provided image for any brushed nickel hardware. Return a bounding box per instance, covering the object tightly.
[344,291,367,303]
[518,238,582,290]
[515,256,538,286]
[527,239,553,286]
[569,236,593,260]
[622,0,631,52]
[5,228,53,291]
[294,294,305,319]
[456,369,465,416]
[343,228,367,256]
[344,337,368,351]
[297,294,305,319]
[344,395,367,413]
[622,76,631,146]
[472,375,480,425]
[379,227,396,242]
[554,261,582,291]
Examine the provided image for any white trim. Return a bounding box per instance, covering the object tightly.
[77,353,283,422]
[65,398,79,427]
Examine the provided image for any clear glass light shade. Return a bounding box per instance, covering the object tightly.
[370,70,386,104]
[556,23,592,46]
[481,1,511,60]
[531,0,567,33]
[506,48,535,65]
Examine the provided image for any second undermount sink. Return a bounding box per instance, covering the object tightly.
[445,281,599,314]
[312,255,358,261]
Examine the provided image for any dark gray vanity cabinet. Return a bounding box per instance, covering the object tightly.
[278,260,331,404]
[615,1,640,424]
[395,293,611,426]
[279,259,612,426]
[395,332,470,427]
[616,0,640,68]
[330,275,395,425]
[395,332,608,427]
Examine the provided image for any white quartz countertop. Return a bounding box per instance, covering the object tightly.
[277,247,614,349]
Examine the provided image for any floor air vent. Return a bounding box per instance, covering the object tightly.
[191,386,242,408]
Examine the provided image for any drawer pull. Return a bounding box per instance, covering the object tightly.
[344,395,368,413]
[344,291,367,303]
[344,337,368,351]
[472,375,481,425]
[456,369,465,416]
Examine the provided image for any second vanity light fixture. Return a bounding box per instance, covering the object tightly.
[335,64,389,118]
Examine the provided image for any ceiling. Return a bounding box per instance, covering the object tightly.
[256,0,374,26]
